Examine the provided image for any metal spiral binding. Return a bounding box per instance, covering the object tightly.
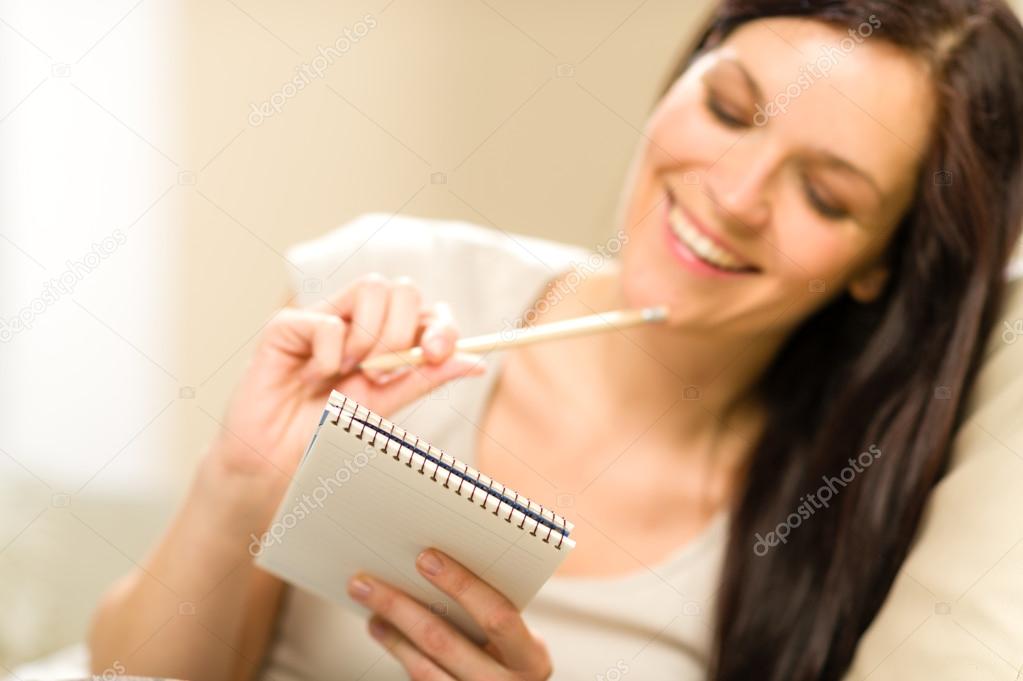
[325,391,572,549]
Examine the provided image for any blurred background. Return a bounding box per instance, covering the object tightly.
[0,0,724,668]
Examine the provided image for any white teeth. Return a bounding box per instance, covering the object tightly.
[668,205,749,272]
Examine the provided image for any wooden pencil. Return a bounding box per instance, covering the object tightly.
[358,306,669,372]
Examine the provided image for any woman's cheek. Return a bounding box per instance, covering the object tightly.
[774,230,862,299]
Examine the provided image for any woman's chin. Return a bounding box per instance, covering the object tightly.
[621,269,683,312]
[619,277,722,332]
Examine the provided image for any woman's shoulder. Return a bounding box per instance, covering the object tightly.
[285,212,592,331]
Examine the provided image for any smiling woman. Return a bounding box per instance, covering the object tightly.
[85,2,1023,681]
[644,2,1023,679]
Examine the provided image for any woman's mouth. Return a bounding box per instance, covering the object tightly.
[663,190,760,276]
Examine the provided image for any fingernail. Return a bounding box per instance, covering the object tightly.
[368,618,388,639]
[424,335,447,358]
[375,367,410,385]
[417,550,443,576]
[348,576,372,600]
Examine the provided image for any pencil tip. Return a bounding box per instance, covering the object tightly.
[643,306,669,322]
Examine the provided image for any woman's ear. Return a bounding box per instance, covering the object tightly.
[848,264,889,303]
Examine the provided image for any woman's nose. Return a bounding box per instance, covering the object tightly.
[703,141,774,234]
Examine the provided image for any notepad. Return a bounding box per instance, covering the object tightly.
[254,390,576,642]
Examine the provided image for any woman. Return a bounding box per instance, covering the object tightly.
[88,1,1023,679]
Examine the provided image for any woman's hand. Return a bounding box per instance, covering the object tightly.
[213,274,486,483]
[92,274,486,681]
[348,549,553,680]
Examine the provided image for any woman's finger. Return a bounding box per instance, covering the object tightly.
[347,574,503,679]
[310,273,366,317]
[339,275,391,373]
[419,301,459,365]
[261,308,346,379]
[306,313,345,380]
[368,277,423,372]
[367,616,456,681]
[415,549,550,677]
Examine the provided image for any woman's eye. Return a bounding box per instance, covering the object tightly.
[706,92,748,129]
[804,179,849,220]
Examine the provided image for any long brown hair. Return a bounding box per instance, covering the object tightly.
[662,2,1023,679]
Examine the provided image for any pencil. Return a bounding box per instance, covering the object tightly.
[358,306,669,372]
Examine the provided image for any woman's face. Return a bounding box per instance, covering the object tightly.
[619,17,936,337]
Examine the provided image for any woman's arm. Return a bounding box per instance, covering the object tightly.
[88,275,486,681]
[88,449,289,681]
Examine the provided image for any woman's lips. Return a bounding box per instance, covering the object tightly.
[662,190,760,277]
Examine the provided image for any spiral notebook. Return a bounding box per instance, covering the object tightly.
[255,391,576,641]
